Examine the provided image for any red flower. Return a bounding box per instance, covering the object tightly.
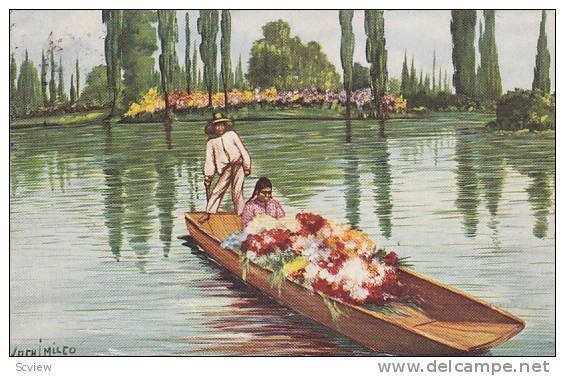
[382,251,399,266]
[296,213,327,236]
[242,228,293,256]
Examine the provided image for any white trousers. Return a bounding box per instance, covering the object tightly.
[206,163,245,215]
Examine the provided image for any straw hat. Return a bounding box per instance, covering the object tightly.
[205,112,234,137]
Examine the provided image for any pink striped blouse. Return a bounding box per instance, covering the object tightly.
[241,198,285,228]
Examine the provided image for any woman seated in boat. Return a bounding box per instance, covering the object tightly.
[241,177,285,227]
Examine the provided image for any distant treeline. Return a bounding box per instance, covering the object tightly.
[9,10,552,122]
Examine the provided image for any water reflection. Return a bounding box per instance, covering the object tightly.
[102,123,125,260]
[454,129,480,237]
[372,138,393,239]
[343,122,360,229]
[155,160,176,258]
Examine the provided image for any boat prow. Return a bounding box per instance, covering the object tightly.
[184,212,524,355]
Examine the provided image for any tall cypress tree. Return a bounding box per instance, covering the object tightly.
[57,56,66,102]
[102,10,123,117]
[10,53,18,116]
[478,10,502,100]
[339,10,354,118]
[192,45,198,90]
[121,10,158,106]
[400,51,409,97]
[157,10,179,119]
[234,55,243,89]
[532,10,551,94]
[16,50,41,113]
[49,49,57,104]
[197,10,219,107]
[40,50,48,106]
[70,74,76,104]
[75,58,80,101]
[220,10,232,109]
[409,56,417,95]
[185,12,192,94]
[451,10,476,96]
[364,10,387,136]
[432,50,436,93]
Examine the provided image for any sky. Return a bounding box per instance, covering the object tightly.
[9,10,556,93]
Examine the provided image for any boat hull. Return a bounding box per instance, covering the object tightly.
[184,212,524,355]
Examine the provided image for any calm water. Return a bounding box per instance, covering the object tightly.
[10,113,555,356]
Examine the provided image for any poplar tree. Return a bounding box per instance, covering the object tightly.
[16,50,41,113]
[10,53,17,116]
[75,58,80,101]
[451,10,476,96]
[70,74,76,104]
[532,10,551,94]
[478,10,502,100]
[185,12,192,94]
[234,55,243,89]
[102,10,123,117]
[424,74,430,94]
[157,10,179,120]
[220,10,232,109]
[57,56,66,102]
[400,51,409,96]
[192,45,198,90]
[40,50,48,106]
[432,50,436,93]
[364,10,387,136]
[197,10,219,107]
[409,56,417,95]
[49,49,57,104]
[339,10,355,118]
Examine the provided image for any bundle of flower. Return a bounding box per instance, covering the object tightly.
[220,213,410,307]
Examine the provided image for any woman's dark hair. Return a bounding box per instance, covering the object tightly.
[247,177,272,203]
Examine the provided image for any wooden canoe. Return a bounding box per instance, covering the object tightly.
[184,212,524,355]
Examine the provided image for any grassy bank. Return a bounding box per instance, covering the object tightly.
[10,110,111,129]
[10,107,430,128]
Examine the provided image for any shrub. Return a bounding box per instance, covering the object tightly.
[494,89,555,131]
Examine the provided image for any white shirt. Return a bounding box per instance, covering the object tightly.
[204,131,251,177]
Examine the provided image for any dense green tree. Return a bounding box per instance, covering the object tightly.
[351,62,369,90]
[80,65,111,104]
[49,49,56,104]
[220,10,232,109]
[57,56,67,102]
[432,50,436,93]
[387,77,401,95]
[424,74,430,94]
[339,10,355,118]
[234,54,244,89]
[477,10,502,99]
[184,12,192,94]
[10,53,17,116]
[40,50,48,106]
[121,10,158,106]
[532,10,551,94]
[70,74,76,104]
[157,10,179,119]
[365,10,387,136]
[409,56,417,95]
[75,58,80,102]
[102,10,124,117]
[16,50,41,113]
[248,20,340,90]
[400,51,409,96]
[451,10,476,96]
[198,10,219,107]
[192,45,198,90]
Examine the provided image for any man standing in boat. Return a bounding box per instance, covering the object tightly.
[200,112,251,223]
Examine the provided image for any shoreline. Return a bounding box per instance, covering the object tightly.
[9,109,488,129]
